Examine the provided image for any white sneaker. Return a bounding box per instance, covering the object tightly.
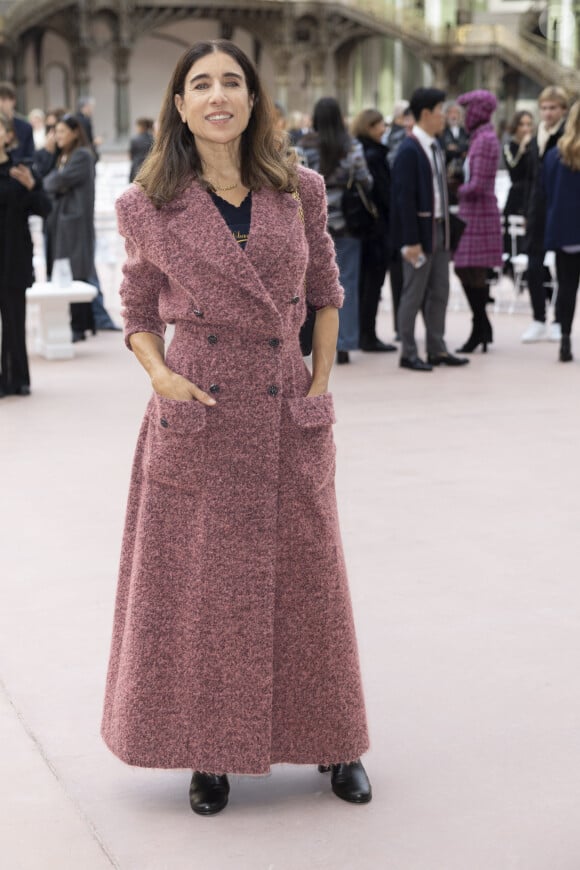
[548,322,562,342]
[521,320,548,342]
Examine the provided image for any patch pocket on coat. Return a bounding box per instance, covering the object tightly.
[286,393,336,491]
[146,394,207,493]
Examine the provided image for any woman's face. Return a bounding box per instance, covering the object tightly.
[174,51,254,153]
[55,122,79,153]
[368,117,386,143]
[516,114,533,140]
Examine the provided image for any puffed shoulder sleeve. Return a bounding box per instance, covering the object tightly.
[116,188,168,349]
[298,166,344,310]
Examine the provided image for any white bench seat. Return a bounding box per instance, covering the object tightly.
[26,281,96,360]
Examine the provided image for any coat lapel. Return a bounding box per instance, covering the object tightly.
[163,183,301,323]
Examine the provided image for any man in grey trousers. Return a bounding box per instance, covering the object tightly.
[392,88,469,371]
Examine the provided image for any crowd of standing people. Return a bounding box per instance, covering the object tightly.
[292,83,579,369]
[1,69,579,399]
[0,83,120,397]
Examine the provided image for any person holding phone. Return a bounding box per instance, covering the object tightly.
[391,87,469,371]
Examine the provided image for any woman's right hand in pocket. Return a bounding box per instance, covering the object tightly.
[151,368,216,405]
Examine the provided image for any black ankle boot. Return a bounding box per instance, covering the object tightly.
[318,759,372,804]
[189,772,230,815]
[560,335,573,362]
[336,350,350,364]
[456,322,487,353]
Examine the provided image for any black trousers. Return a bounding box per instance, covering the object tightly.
[359,237,389,341]
[0,285,30,391]
[556,250,580,337]
[527,251,557,323]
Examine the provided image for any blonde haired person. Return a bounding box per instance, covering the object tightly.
[543,101,580,362]
[522,85,569,343]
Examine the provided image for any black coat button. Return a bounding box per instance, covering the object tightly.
[208,334,218,344]
[267,385,279,397]
[193,309,204,318]
[160,417,169,428]
[290,296,300,304]
[268,338,280,347]
[209,384,220,394]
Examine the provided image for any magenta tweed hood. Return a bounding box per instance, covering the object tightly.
[457,89,497,133]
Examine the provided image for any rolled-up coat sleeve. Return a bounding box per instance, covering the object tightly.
[116,193,168,349]
[298,168,344,310]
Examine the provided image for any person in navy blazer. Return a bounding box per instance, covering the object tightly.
[0,82,35,163]
[543,101,580,363]
[392,87,468,371]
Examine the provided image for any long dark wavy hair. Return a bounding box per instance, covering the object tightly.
[312,97,350,178]
[137,40,297,208]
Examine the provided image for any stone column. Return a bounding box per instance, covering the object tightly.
[431,58,448,89]
[557,0,576,68]
[113,43,132,141]
[272,49,292,111]
[310,50,328,104]
[0,43,15,84]
[335,43,354,114]
[483,56,503,96]
[13,37,28,112]
[71,43,91,99]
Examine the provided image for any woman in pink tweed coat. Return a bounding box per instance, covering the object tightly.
[101,40,371,815]
[454,90,503,354]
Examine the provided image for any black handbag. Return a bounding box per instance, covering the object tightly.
[449,211,467,253]
[341,165,379,238]
[299,304,316,356]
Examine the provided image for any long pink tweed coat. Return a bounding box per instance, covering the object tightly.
[101,165,369,774]
[454,90,503,269]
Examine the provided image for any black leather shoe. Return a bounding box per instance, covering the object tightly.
[189,772,230,816]
[360,337,397,353]
[319,760,372,804]
[400,356,433,371]
[12,385,31,396]
[427,352,469,367]
[336,350,350,364]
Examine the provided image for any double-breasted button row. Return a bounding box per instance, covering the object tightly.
[209,384,220,394]
[267,385,279,397]
[193,309,204,318]
[290,296,300,305]
[268,338,280,348]
[160,417,169,428]
[208,334,218,344]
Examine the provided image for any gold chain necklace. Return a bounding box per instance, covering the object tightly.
[208,179,239,192]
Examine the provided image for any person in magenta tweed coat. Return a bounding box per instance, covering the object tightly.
[101,40,371,815]
[454,89,503,354]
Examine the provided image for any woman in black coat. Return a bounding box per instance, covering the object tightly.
[44,114,97,341]
[0,112,51,397]
[352,109,396,352]
[503,111,534,217]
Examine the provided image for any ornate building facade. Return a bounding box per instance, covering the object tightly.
[0,1,578,145]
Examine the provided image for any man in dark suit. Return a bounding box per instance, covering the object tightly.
[392,87,469,371]
[521,85,568,343]
[0,81,35,163]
